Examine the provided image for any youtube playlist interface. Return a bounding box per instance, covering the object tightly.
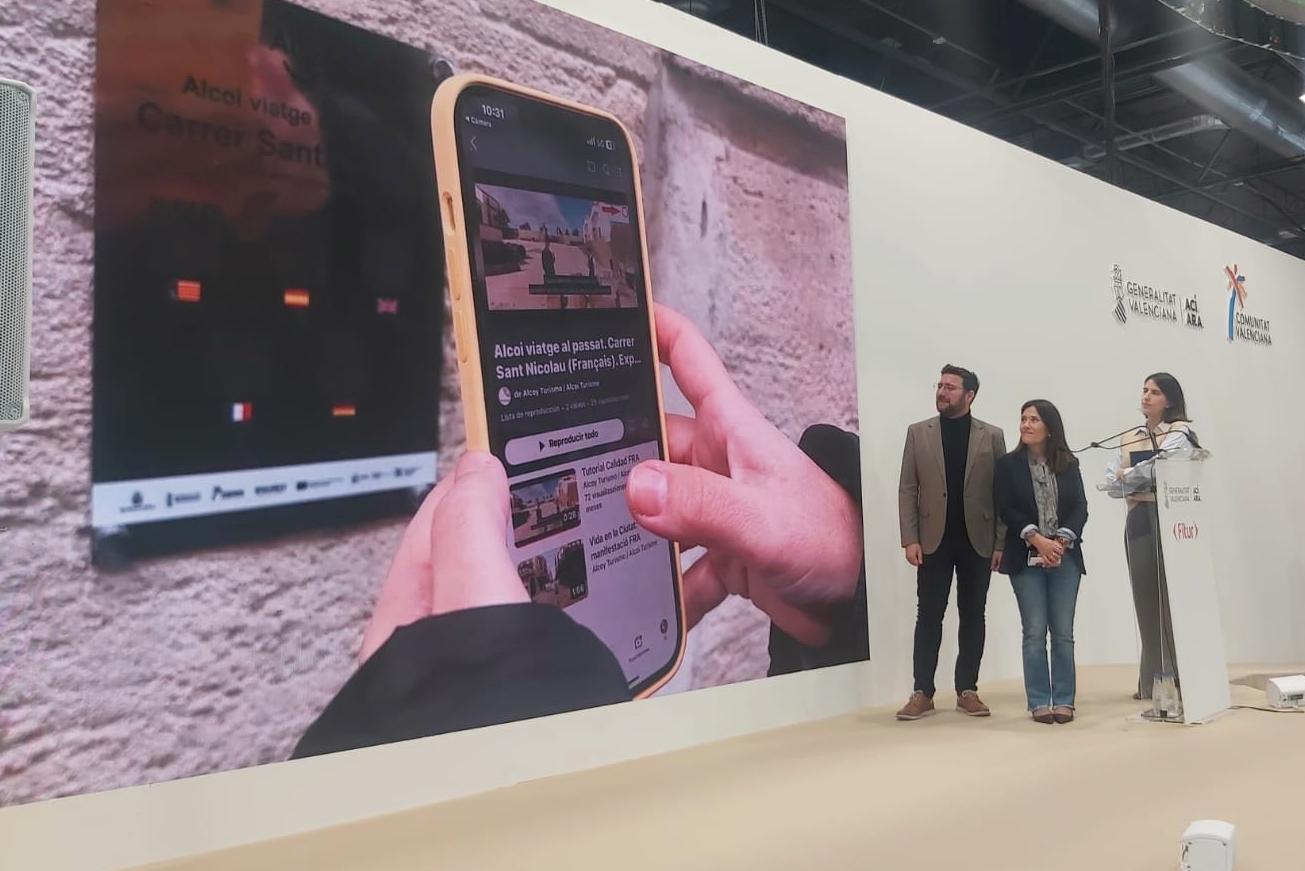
[456,86,681,690]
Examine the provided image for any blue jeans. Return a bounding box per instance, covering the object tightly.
[1011,563,1082,710]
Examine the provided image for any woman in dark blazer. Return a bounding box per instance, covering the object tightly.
[994,400,1089,724]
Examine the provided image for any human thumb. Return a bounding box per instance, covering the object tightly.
[626,460,769,567]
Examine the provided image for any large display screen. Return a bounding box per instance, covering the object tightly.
[3,0,860,813]
[90,0,444,561]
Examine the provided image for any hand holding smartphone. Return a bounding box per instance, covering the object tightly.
[432,75,686,697]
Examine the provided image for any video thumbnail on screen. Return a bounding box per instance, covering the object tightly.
[476,184,639,311]
[516,539,588,608]
[510,468,581,547]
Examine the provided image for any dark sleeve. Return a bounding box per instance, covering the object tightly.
[767,424,869,676]
[1060,465,1089,540]
[994,456,1037,537]
[293,604,632,760]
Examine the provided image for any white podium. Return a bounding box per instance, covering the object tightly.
[1153,458,1231,723]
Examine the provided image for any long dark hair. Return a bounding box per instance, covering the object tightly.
[1015,399,1078,474]
[1145,372,1190,423]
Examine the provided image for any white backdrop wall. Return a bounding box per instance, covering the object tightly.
[850,99,1305,703]
[2,0,1304,868]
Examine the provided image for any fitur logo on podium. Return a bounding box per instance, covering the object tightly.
[1111,264,1204,329]
[1224,264,1272,346]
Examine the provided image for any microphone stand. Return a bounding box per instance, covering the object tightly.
[1145,426,1182,721]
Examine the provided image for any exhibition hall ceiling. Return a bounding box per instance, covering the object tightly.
[662,0,1305,261]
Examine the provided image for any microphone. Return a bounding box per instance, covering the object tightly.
[1074,424,1145,454]
[1145,422,1204,452]
[1074,422,1204,454]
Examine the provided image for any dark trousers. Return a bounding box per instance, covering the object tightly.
[1125,503,1179,698]
[914,534,992,696]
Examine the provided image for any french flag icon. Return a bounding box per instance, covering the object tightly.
[231,402,254,423]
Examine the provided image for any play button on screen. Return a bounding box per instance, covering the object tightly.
[505,418,625,467]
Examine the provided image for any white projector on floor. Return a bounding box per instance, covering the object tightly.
[1266,674,1305,709]
[1180,820,1236,871]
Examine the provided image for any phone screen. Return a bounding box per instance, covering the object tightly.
[452,84,682,694]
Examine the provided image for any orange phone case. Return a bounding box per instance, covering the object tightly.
[430,74,685,698]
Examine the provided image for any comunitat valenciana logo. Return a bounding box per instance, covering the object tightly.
[1225,263,1246,342]
[1225,263,1272,345]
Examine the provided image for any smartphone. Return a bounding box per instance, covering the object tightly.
[432,74,685,698]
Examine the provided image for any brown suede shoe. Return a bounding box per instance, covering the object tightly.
[896,691,935,720]
[956,690,991,717]
[1032,706,1055,724]
[1052,705,1075,724]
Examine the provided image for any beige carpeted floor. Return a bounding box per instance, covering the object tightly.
[143,664,1305,871]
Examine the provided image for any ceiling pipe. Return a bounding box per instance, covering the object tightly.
[1018,0,1305,157]
[1063,113,1229,168]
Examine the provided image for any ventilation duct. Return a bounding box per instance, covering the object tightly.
[1018,0,1305,158]
[1156,0,1305,59]
[1063,114,1228,168]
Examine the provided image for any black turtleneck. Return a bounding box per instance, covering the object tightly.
[940,412,972,539]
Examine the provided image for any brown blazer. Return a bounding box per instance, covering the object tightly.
[898,415,1007,558]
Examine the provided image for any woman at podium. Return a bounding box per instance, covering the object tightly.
[1103,373,1197,706]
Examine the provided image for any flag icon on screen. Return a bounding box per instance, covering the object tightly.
[332,403,357,418]
[174,280,203,303]
[284,288,311,308]
[376,297,399,315]
[231,402,253,423]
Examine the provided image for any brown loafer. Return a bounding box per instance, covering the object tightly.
[1052,705,1075,724]
[956,690,991,717]
[1032,706,1055,724]
[896,690,935,721]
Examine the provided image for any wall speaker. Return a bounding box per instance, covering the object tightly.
[0,77,34,432]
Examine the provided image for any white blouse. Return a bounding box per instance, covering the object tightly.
[1101,423,1197,499]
